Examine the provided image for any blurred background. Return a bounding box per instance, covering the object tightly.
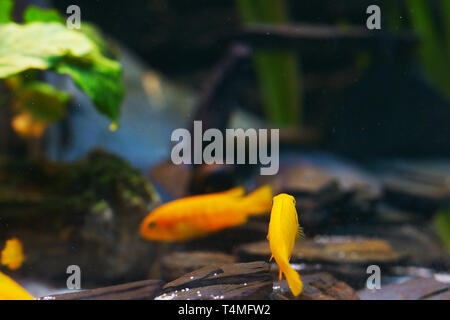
[0,0,449,300]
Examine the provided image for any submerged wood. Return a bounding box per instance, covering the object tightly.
[236,23,417,54]
[39,279,164,300]
[157,261,272,300]
[161,251,237,282]
[272,272,359,300]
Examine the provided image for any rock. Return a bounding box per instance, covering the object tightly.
[179,218,269,252]
[383,176,448,214]
[160,251,237,282]
[358,277,450,300]
[149,161,192,198]
[375,203,423,224]
[236,237,405,288]
[261,165,339,196]
[257,160,380,230]
[189,164,239,195]
[272,273,359,300]
[155,261,272,300]
[0,150,160,285]
[380,161,450,214]
[324,225,450,271]
[236,237,404,265]
[386,225,450,270]
[149,162,239,199]
[39,280,164,300]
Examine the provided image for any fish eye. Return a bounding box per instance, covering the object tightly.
[148,222,157,229]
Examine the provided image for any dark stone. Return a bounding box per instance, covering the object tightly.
[257,161,380,231]
[0,150,160,285]
[382,175,449,214]
[180,218,269,252]
[149,161,192,198]
[236,237,404,265]
[358,277,450,300]
[236,237,405,289]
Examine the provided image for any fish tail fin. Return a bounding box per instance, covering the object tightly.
[242,185,273,215]
[279,259,303,297]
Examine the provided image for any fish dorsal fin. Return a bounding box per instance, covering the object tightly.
[220,186,245,197]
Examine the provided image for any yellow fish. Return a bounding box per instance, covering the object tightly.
[0,272,33,300]
[1,238,25,270]
[140,185,273,241]
[267,193,303,296]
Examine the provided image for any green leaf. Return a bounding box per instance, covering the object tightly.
[408,0,450,99]
[55,53,124,121]
[0,0,13,24]
[0,22,124,121]
[79,23,118,58]
[23,5,64,24]
[12,81,70,122]
[0,22,94,78]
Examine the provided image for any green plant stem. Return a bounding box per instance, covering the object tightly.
[236,0,302,127]
[442,0,450,57]
[408,0,450,99]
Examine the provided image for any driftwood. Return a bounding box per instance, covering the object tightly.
[160,251,237,282]
[39,280,164,300]
[40,264,362,300]
[272,272,359,300]
[156,261,272,300]
[235,23,417,55]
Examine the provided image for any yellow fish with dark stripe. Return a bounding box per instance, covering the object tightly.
[267,193,303,296]
[140,185,273,241]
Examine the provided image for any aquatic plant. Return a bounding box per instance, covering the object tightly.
[408,0,450,99]
[434,208,450,252]
[0,0,124,138]
[388,0,450,99]
[236,0,302,127]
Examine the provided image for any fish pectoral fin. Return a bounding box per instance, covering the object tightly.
[269,255,274,262]
[296,226,305,239]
